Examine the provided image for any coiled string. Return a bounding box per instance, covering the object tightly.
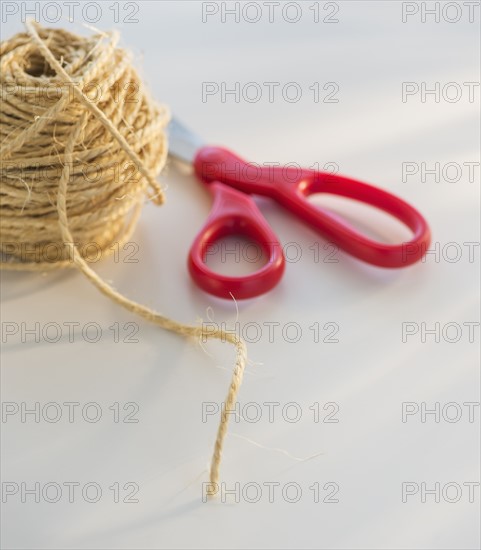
[0,21,246,496]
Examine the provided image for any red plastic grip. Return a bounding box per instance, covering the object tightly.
[188,182,285,299]
[195,147,431,268]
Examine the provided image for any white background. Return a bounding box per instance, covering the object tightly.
[1,1,480,549]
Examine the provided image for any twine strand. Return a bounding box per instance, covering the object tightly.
[0,21,246,496]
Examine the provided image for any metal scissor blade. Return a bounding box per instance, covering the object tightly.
[168,117,205,164]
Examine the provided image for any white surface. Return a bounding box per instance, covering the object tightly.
[1,2,480,549]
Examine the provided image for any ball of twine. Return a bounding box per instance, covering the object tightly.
[0,21,246,497]
[1,22,168,267]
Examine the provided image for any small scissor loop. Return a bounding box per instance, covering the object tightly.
[188,183,285,300]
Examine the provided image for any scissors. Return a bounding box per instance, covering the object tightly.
[168,118,431,300]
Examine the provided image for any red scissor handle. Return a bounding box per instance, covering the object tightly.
[188,182,285,299]
[195,147,431,269]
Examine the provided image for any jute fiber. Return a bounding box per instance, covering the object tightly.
[0,21,246,496]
